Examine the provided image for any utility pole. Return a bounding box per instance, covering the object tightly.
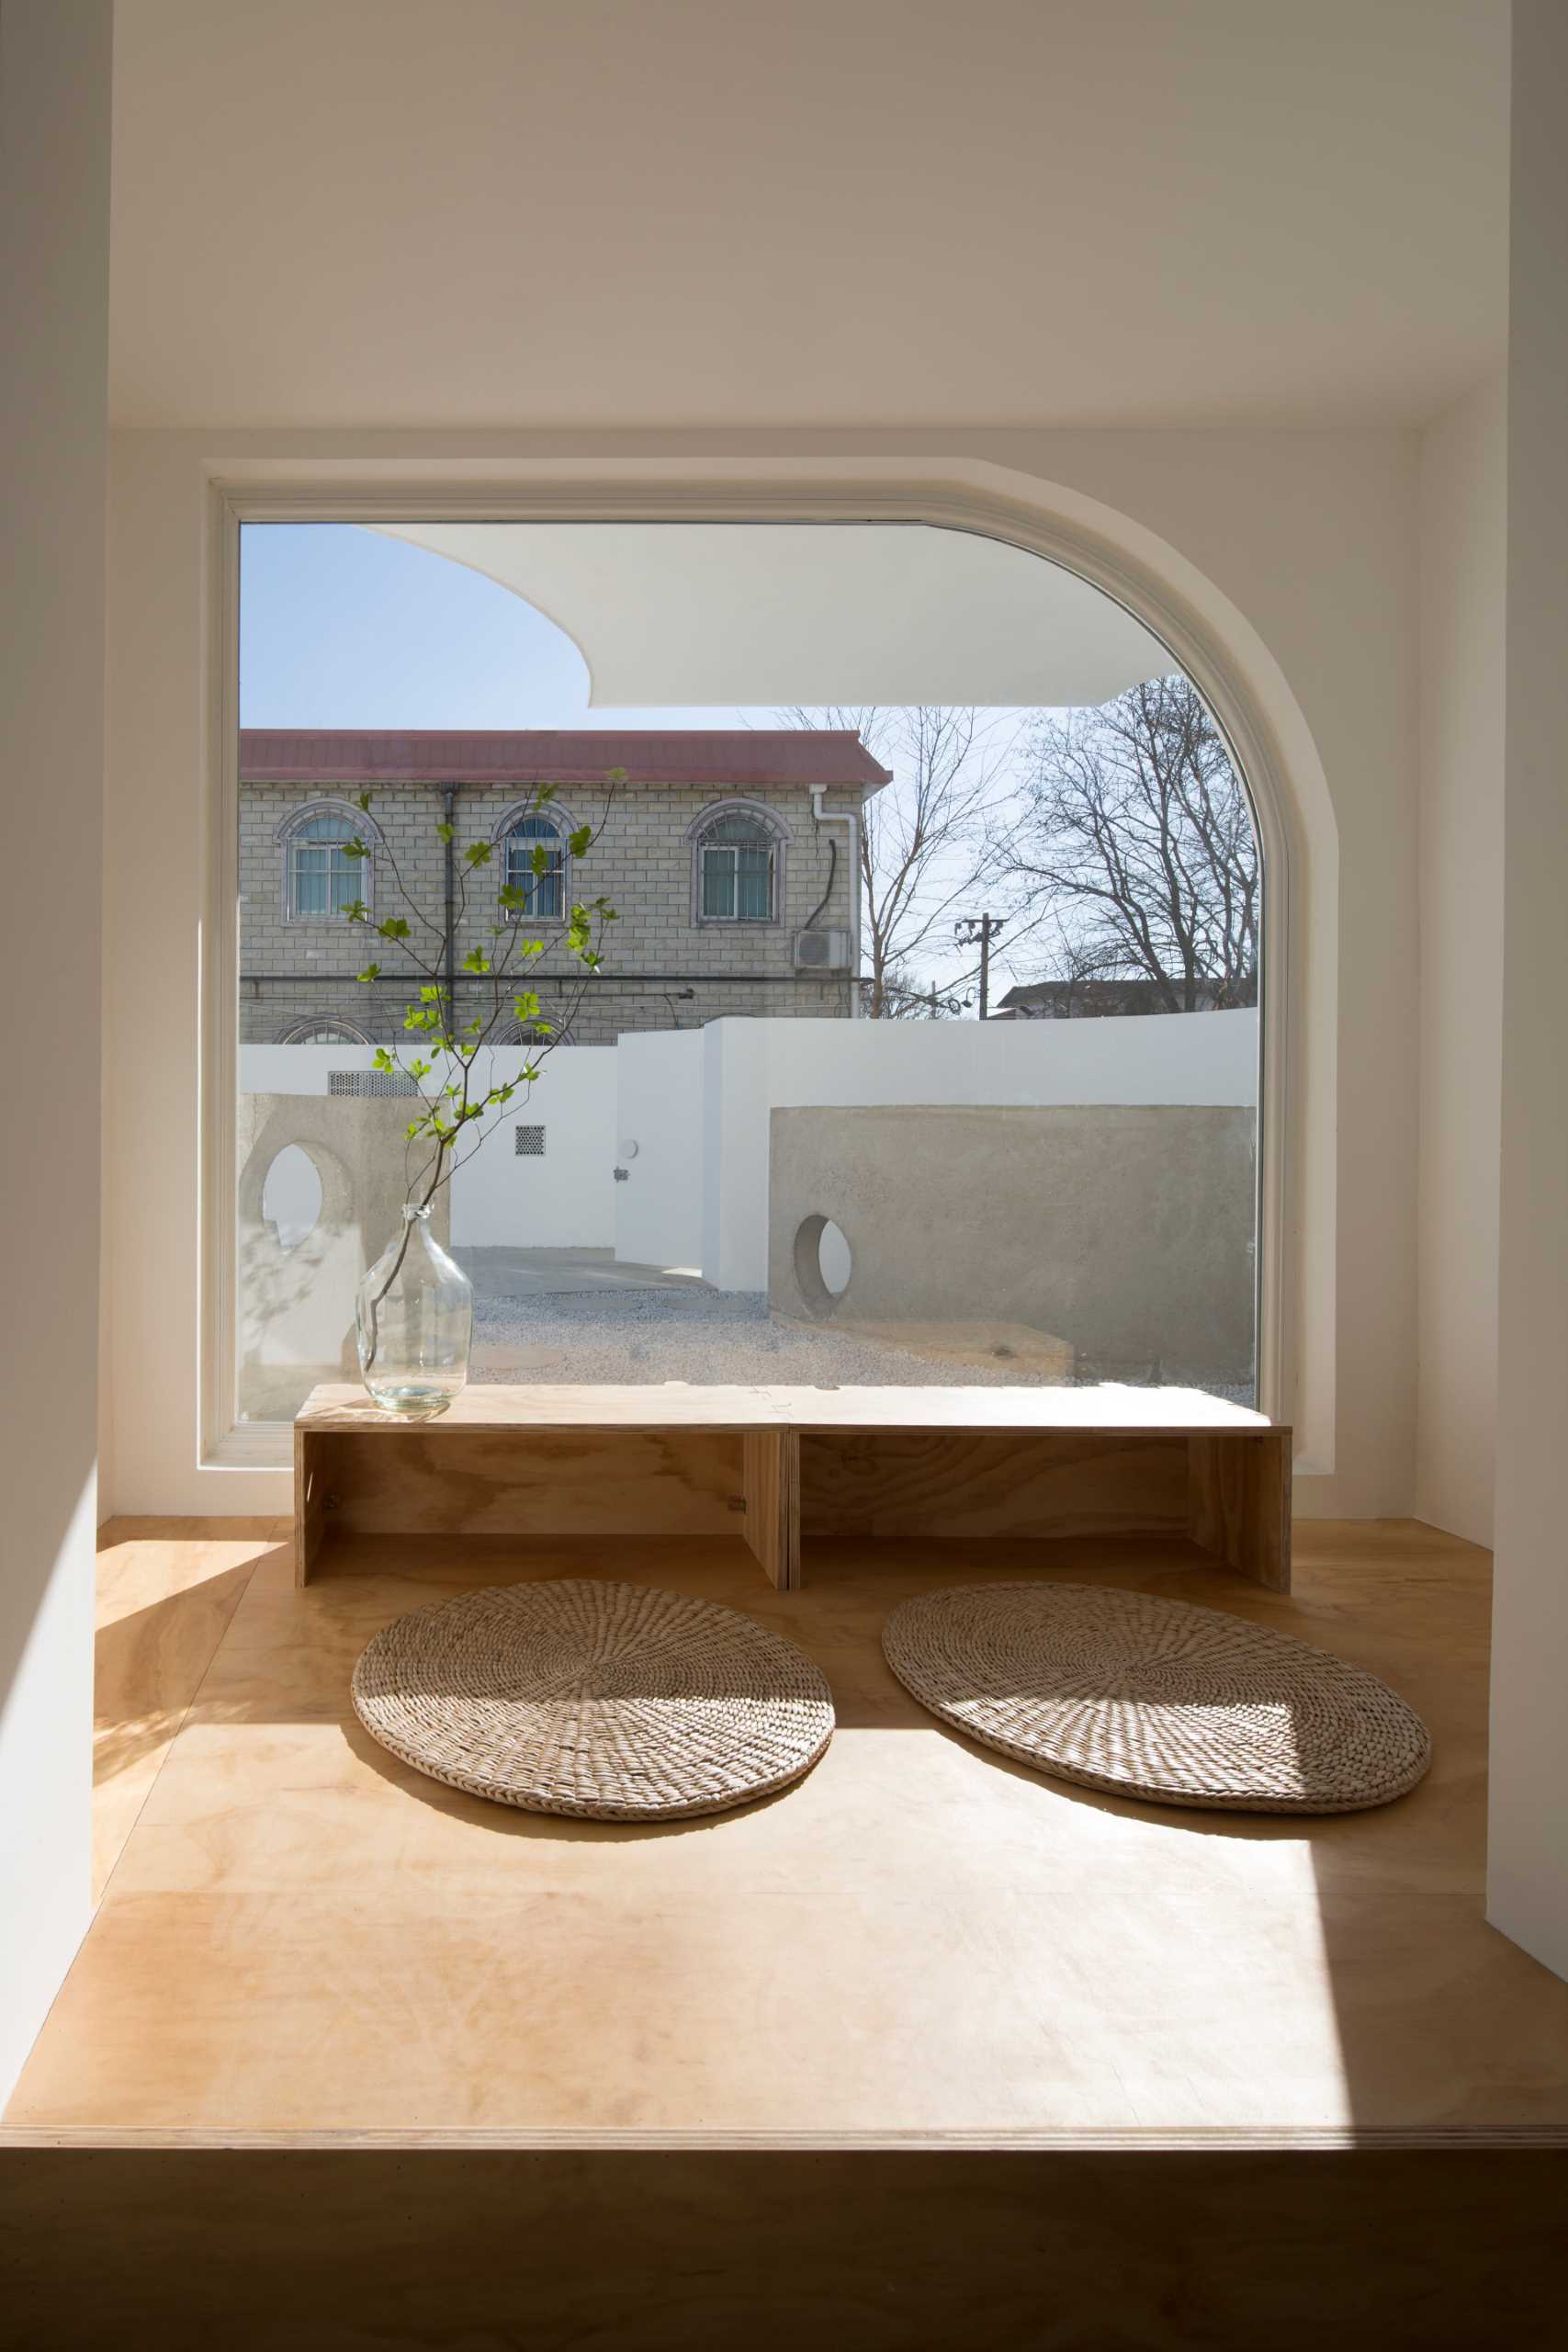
[954,912,1004,1020]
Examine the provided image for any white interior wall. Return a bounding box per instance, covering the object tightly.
[103,426,1412,1518]
[1415,376,1507,1546]
[1487,0,1568,1984]
[0,0,112,2107]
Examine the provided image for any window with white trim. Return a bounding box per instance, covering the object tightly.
[286,812,366,921]
[277,1017,371,1045]
[505,814,565,921]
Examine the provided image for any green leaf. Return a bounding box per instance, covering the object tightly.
[604,766,627,784]
[355,790,374,813]
[535,783,557,806]
[463,841,493,868]
[355,962,382,984]
[497,884,525,913]
[377,916,412,942]
[568,826,592,859]
[460,947,491,975]
[373,1048,395,1073]
[435,820,455,844]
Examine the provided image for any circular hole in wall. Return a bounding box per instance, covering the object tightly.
[261,1143,324,1252]
[818,1218,852,1298]
[792,1213,852,1317]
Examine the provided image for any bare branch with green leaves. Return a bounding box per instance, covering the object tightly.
[344,770,623,1366]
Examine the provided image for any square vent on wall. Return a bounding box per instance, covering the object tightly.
[328,1069,417,1098]
[514,1125,547,1157]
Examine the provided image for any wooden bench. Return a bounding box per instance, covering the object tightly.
[295,1385,1292,1593]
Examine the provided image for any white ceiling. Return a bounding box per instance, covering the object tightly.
[378,523,1171,706]
[109,0,1508,434]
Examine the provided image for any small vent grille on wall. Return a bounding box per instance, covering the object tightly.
[328,1069,418,1098]
[514,1125,547,1158]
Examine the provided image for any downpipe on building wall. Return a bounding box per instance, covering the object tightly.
[810,787,862,1019]
[441,786,458,1007]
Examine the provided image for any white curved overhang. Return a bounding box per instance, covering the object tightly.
[376,522,1170,709]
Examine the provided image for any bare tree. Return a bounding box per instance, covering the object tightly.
[778,706,1014,1017]
[994,676,1259,1011]
[874,956,971,1020]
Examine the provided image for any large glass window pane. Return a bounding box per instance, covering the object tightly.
[237,520,1260,1428]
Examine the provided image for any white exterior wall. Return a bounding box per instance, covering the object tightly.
[614,1032,707,1271]
[605,1012,1259,1293]
[242,1021,1254,1283]
[240,1045,619,1250]
[0,0,112,2108]
[448,1050,617,1247]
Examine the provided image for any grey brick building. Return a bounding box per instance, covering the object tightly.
[238,729,889,1046]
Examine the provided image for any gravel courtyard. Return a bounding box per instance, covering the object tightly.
[458,1248,1250,1400]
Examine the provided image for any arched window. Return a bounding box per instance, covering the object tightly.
[505,814,565,921]
[280,805,371,922]
[276,1017,371,1045]
[690,801,787,923]
[496,1019,574,1046]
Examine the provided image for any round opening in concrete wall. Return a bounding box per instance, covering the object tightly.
[261,1143,323,1253]
[793,1213,852,1317]
[818,1219,852,1297]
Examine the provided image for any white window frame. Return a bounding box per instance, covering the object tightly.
[201,477,1324,1484]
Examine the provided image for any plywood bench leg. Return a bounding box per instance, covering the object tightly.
[743,1429,801,1590]
[294,1424,326,1588]
[1187,1430,1292,1592]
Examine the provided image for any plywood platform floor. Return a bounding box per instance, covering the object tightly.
[7,1515,1568,2140]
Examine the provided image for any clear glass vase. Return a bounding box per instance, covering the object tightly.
[355,1204,473,1412]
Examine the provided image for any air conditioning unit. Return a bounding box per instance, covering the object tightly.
[792,927,852,971]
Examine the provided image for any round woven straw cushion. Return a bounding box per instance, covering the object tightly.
[352,1579,834,1821]
[883,1583,1430,1815]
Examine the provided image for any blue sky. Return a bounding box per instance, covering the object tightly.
[240,523,757,734]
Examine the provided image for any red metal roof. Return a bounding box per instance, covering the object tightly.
[239,728,891,793]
